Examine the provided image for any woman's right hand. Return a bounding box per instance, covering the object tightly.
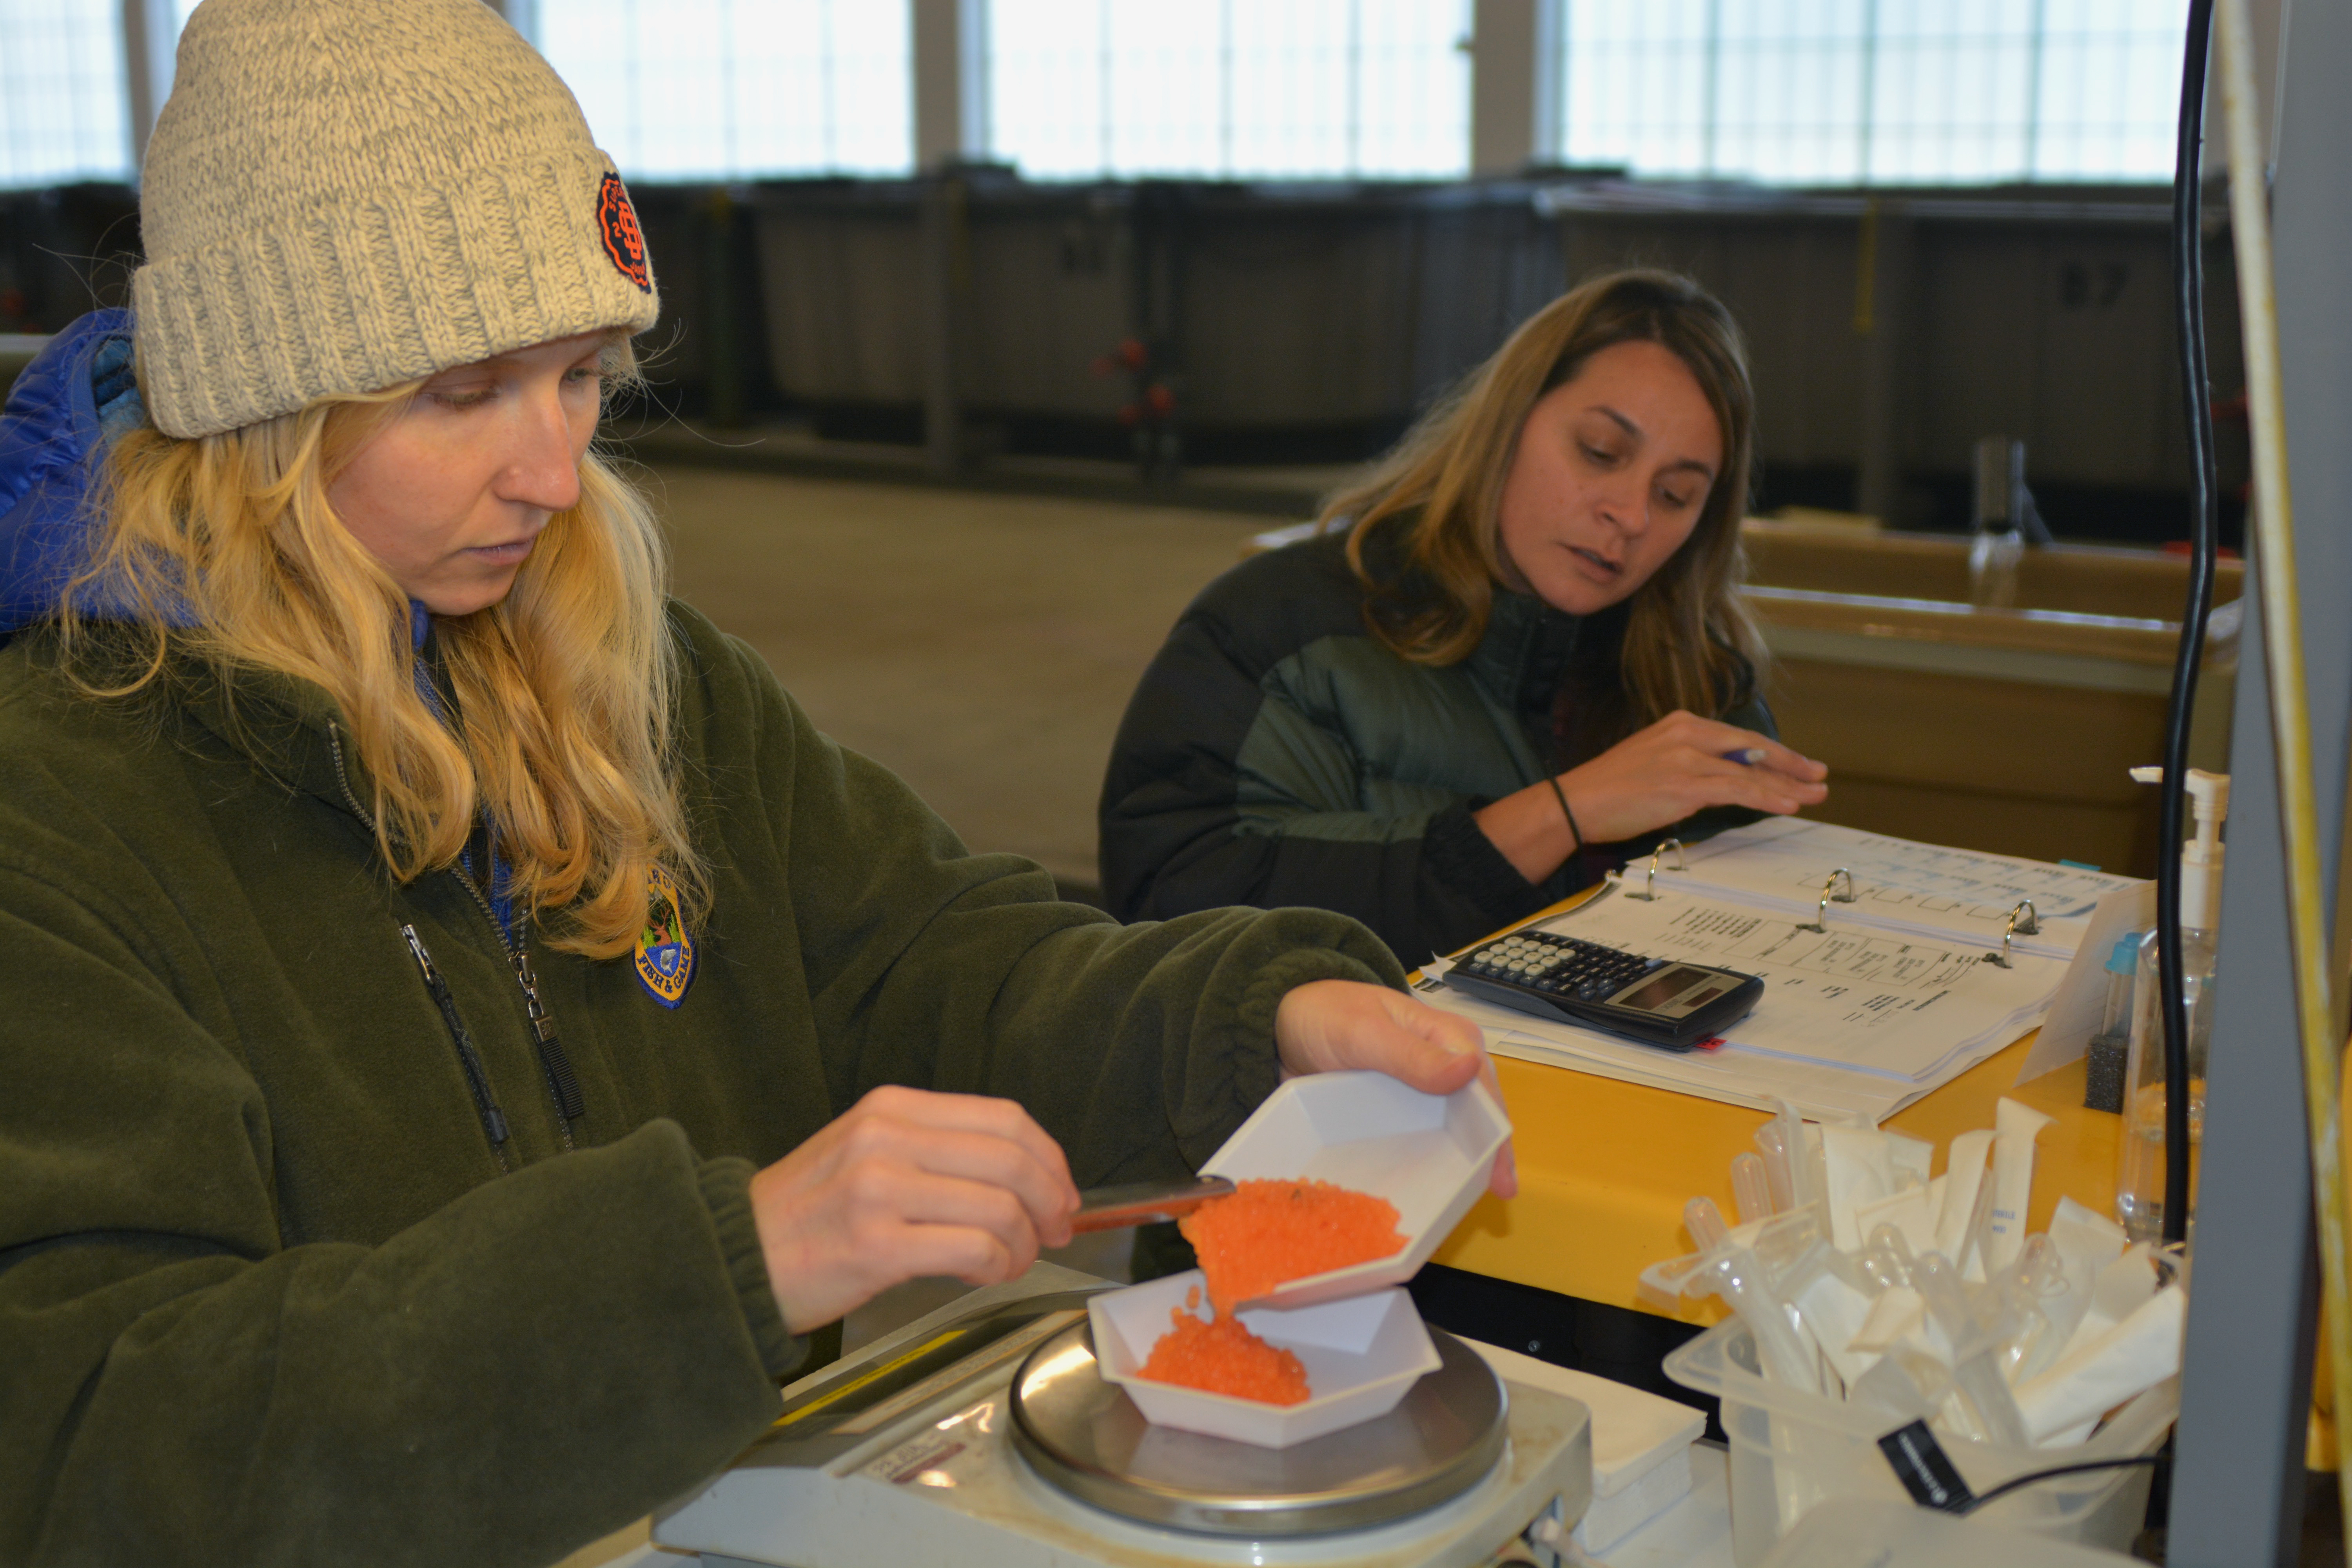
[1474,710,1826,883]
[746,1086,1080,1335]
[1558,710,1827,844]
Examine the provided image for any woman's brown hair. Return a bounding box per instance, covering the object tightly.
[1332,267,1764,742]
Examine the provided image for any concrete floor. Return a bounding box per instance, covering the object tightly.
[647,464,1271,894]
[645,463,1242,1376]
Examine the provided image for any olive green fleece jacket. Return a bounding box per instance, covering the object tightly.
[0,602,1401,1568]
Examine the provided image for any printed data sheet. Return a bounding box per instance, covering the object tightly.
[1657,817,2141,960]
[1532,887,2060,1080]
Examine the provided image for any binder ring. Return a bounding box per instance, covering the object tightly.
[1631,838,1686,901]
[1988,899,2039,968]
[1798,867,1855,932]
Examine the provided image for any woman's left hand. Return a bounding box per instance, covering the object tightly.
[1273,979,1518,1198]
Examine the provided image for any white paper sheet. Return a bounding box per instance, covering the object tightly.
[1420,957,2027,1127]
[1479,1027,1927,1122]
[2015,880,2157,1083]
[1657,817,2144,962]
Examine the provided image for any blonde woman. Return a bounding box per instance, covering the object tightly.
[1100,270,1831,965]
[0,2,1504,1563]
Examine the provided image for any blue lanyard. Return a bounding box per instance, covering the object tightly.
[410,603,516,947]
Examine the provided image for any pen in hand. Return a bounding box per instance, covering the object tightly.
[1721,748,1768,765]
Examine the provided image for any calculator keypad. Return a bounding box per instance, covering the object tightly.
[1457,930,1667,1002]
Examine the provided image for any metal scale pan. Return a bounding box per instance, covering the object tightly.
[1008,1316,1507,1537]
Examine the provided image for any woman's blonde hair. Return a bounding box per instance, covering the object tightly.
[1333,268,1764,742]
[61,341,702,960]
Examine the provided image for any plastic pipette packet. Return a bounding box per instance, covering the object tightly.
[1984,1098,2055,1275]
[1818,1212,1949,1431]
[1886,1132,1933,1191]
[1852,1227,1955,1365]
[1643,1200,1824,1391]
[1816,1123,1940,1258]
[1690,1197,1825,1392]
[1731,1150,1774,1227]
[2051,1242,2163,1364]
[1790,1102,1831,1220]
[1757,1098,1828,1227]
[1909,1247,2032,1447]
[1846,1233,1985,1443]
[1779,1239,1882,1391]
[1852,1183,1938,1257]
[1847,1286,1927,1358]
[1636,1201,1823,1312]
[1704,1259,1823,1393]
[1847,1347,1949,1426]
[2042,1196,2128,1351]
[1752,1120,1799,1216]
[1984,1233,2063,1384]
[1821,1123,1895,1251]
[2013,1283,2187,1445]
[1941,1157,2000,1308]
[1936,1128,1996,1275]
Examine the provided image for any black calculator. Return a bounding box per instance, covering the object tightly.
[1443,929,1764,1051]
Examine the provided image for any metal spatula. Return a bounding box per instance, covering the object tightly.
[1070,1175,1235,1234]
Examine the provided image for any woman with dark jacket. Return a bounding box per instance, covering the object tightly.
[1100,269,1831,967]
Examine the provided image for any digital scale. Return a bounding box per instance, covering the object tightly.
[655,1263,1594,1568]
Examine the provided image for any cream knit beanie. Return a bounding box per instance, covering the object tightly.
[132,0,659,440]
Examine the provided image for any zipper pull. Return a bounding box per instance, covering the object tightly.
[401,923,510,1151]
[402,922,441,985]
[511,944,585,1122]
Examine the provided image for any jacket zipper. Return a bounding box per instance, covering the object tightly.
[401,923,511,1168]
[332,724,585,1151]
[446,856,584,1146]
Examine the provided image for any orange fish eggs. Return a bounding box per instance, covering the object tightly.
[1178,1177,1406,1316]
[1136,1306,1311,1406]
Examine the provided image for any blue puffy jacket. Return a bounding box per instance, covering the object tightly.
[0,308,145,631]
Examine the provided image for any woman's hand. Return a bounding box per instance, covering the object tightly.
[1274,979,1518,1199]
[1564,710,1827,840]
[747,1085,1080,1334]
[1475,711,1827,882]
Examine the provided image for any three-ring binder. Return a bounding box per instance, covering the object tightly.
[1790,872,2039,969]
[1986,898,2040,968]
[1797,867,1856,931]
[1627,838,1685,901]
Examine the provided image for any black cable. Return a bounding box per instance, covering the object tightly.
[2158,0,2220,1249]
[1958,1454,2169,1517]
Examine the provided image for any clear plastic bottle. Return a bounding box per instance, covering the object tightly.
[2115,768,2228,1245]
[1968,526,2024,608]
[2083,932,2140,1113]
[1969,436,2029,608]
[2115,926,2212,1244]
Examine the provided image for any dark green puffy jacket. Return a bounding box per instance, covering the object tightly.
[1098,529,1775,966]
[0,603,1397,1568]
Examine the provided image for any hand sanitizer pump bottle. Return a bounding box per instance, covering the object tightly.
[2116,767,2229,1244]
